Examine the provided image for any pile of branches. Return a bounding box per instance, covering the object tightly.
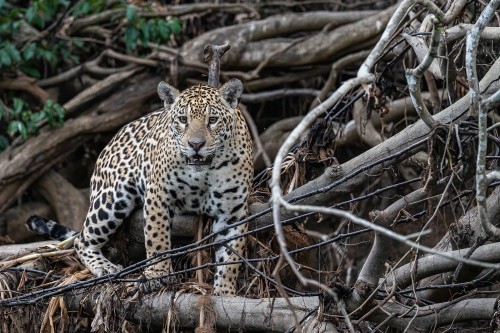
[1,0,500,332]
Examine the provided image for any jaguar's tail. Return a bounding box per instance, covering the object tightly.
[26,215,79,241]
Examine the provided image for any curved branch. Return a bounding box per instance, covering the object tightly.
[468,0,500,239]
[0,77,50,103]
[387,242,500,290]
[405,17,442,129]
[372,298,497,331]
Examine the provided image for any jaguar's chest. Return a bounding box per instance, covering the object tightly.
[162,162,245,216]
[163,168,212,214]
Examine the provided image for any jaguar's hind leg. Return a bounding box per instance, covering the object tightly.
[76,189,135,276]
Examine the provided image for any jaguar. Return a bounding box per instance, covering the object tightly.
[28,79,253,296]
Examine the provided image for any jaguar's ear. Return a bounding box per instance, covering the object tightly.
[158,81,180,108]
[219,79,243,109]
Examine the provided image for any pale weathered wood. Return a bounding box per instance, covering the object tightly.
[34,170,89,232]
[64,288,337,332]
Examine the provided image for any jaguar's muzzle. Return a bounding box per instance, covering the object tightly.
[186,154,212,166]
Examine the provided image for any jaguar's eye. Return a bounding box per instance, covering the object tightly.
[208,116,218,124]
[179,116,187,124]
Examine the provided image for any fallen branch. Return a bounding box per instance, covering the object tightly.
[180,10,379,67]
[370,298,498,331]
[0,77,50,103]
[64,287,335,332]
[387,242,500,291]
[33,169,89,232]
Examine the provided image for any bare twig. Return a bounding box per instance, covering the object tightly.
[240,105,271,167]
[311,50,371,110]
[0,249,74,269]
[358,0,413,77]
[103,49,159,67]
[467,0,500,238]
[445,24,500,42]
[404,33,443,79]
[405,16,442,129]
[281,203,500,270]
[269,0,500,299]
[203,43,231,88]
[482,88,500,112]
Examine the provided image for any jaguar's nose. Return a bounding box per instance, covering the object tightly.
[188,140,206,152]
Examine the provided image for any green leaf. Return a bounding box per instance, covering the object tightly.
[140,19,150,41]
[0,49,11,66]
[30,111,45,123]
[59,0,70,9]
[25,7,35,23]
[12,97,24,115]
[21,110,31,122]
[54,105,65,123]
[7,120,26,138]
[18,121,28,139]
[0,22,11,35]
[7,121,18,136]
[73,39,84,48]
[73,1,89,15]
[20,64,41,78]
[23,43,36,60]
[26,121,38,135]
[42,49,54,62]
[12,20,22,31]
[45,108,54,126]
[125,5,137,22]
[124,25,138,50]
[157,22,170,40]
[5,43,21,62]
[32,14,45,29]
[167,19,181,35]
[0,135,9,152]
[69,54,79,64]
[45,99,54,108]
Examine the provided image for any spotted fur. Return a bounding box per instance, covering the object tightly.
[31,79,253,296]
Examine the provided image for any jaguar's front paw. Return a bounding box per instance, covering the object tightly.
[92,263,123,277]
[213,272,238,296]
[138,269,175,294]
[213,286,237,297]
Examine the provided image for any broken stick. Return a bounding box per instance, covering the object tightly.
[203,43,231,88]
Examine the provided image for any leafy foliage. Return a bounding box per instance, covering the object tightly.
[0,0,181,152]
[0,0,77,76]
[124,5,181,51]
[0,99,64,149]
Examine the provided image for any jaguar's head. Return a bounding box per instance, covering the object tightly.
[157,79,243,168]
